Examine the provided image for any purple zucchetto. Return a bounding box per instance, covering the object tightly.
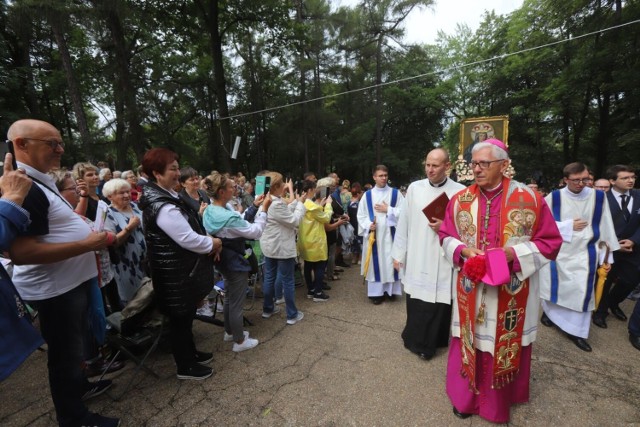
[484,138,508,154]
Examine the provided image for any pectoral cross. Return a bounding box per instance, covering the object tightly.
[479,188,504,250]
[484,200,492,230]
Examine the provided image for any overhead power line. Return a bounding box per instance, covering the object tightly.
[217,18,640,122]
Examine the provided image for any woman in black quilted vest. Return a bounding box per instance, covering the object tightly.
[138,148,221,381]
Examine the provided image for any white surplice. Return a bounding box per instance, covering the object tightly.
[539,187,620,338]
[391,178,465,303]
[358,185,404,297]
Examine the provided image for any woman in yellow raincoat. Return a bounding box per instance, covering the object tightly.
[297,180,334,302]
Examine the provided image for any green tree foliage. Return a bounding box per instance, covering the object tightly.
[0,0,638,186]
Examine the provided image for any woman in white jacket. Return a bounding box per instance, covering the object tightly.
[259,172,307,325]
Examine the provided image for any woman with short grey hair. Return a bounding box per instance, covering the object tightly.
[97,168,112,198]
[103,178,147,306]
[121,170,140,201]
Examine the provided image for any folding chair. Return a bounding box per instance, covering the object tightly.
[99,279,165,401]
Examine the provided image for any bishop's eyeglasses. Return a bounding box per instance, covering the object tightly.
[470,159,504,169]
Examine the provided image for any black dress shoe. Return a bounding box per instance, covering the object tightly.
[370,297,384,305]
[540,312,555,327]
[629,334,640,351]
[452,407,472,419]
[387,294,397,302]
[611,306,627,321]
[418,352,433,361]
[592,315,607,329]
[569,335,592,352]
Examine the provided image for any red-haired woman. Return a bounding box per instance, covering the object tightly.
[138,148,221,380]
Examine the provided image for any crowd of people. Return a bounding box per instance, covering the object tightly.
[1,118,639,426]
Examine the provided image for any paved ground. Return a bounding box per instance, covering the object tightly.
[2,261,639,426]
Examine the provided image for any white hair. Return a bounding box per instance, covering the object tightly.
[471,142,509,160]
[316,177,335,188]
[99,168,112,180]
[121,170,135,180]
[102,178,131,198]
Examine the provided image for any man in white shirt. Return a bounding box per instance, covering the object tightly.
[7,119,118,427]
[392,149,465,360]
[357,165,404,304]
[593,165,640,332]
[539,162,619,352]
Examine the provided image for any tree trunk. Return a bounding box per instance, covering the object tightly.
[205,0,231,172]
[92,1,144,168]
[374,34,383,164]
[48,11,92,158]
[296,0,309,172]
[6,15,41,116]
[595,89,611,177]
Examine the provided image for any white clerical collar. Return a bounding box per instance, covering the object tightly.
[372,185,389,193]
[562,185,592,200]
[429,178,447,188]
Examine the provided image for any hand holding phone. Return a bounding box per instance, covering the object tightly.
[255,176,271,196]
[0,140,18,175]
[0,152,32,205]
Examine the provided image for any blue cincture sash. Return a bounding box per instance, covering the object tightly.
[365,188,399,282]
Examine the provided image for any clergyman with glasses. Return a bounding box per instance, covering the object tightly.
[438,139,562,423]
[539,162,620,353]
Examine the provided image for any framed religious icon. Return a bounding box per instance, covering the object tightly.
[459,115,509,162]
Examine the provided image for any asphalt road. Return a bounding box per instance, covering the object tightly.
[2,261,639,426]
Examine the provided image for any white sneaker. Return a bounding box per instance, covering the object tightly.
[196,305,214,317]
[232,337,259,352]
[275,297,285,305]
[262,306,281,318]
[286,311,304,325]
[223,330,249,342]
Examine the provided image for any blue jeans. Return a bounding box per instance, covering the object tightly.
[263,256,298,320]
[275,278,284,301]
[29,279,94,427]
[629,300,640,337]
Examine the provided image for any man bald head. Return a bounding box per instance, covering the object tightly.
[7,119,64,173]
[593,178,611,192]
[424,148,450,184]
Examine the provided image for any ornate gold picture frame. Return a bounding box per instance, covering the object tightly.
[459,115,509,162]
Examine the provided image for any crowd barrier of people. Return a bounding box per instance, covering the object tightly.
[1,119,638,427]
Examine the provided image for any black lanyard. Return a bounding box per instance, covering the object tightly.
[28,175,74,210]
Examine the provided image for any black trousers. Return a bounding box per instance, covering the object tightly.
[168,312,197,369]
[595,274,636,317]
[401,294,452,357]
[30,280,93,427]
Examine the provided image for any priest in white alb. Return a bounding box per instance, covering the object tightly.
[358,165,403,304]
[392,148,465,360]
[539,162,619,352]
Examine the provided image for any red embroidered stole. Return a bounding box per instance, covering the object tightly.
[453,177,541,390]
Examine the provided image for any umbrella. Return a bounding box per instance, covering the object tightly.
[362,218,376,283]
[595,242,611,309]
